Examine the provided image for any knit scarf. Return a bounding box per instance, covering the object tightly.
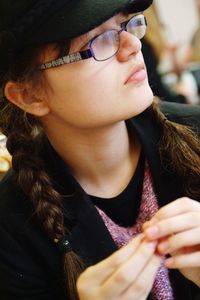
[96,162,174,300]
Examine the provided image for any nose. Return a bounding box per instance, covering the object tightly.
[116,30,142,62]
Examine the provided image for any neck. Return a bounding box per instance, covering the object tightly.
[44,120,141,198]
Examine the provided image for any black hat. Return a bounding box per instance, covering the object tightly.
[0,0,153,80]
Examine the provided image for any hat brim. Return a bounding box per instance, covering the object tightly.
[28,0,153,46]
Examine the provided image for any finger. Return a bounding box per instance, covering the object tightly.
[100,240,158,298]
[142,219,157,231]
[121,254,162,300]
[157,227,200,255]
[77,234,144,287]
[150,197,200,223]
[164,251,200,268]
[144,212,200,240]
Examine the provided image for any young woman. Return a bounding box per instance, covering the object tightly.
[0,0,200,299]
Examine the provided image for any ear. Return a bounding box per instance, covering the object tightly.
[4,81,50,117]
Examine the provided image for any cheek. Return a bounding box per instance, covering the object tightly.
[44,65,120,127]
[49,63,119,103]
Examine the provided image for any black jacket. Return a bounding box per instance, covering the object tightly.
[0,102,200,300]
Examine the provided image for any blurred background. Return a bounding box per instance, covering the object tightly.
[142,0,200,105]
[0,0,200,178]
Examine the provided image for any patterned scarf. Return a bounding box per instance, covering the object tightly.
[96,162,174,300]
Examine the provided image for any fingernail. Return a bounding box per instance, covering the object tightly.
[145,226,159,239]
[158,241,169,254]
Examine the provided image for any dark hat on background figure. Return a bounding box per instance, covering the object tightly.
[0,0,153,82]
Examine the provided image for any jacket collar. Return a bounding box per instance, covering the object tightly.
[130,111,183,205]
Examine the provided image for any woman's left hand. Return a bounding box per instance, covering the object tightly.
[143,197,200,287]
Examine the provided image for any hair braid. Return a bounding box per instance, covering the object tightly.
[149,99,200,199]
[0,96,83,299]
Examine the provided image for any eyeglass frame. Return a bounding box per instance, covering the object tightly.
[39,14,147,70]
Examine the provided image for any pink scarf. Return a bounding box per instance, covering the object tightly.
[96,163,174,300]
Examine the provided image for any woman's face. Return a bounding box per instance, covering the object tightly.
[40,14,153,130]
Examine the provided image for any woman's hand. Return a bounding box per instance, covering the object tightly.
[143,197,200,287]
[77,234,162,300]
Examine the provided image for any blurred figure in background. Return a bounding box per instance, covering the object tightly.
[182,0,200,64]
[142,3,198,104]
[178,0,200,102]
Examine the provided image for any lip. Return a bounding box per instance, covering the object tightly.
[124,63,147,85]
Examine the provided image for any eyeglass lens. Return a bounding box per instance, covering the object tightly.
[91,30,120,61]
[126,15,146,39]
[91,14,146,61]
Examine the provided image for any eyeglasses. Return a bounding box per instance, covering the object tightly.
[40,14,147,70]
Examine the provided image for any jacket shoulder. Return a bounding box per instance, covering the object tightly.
[0,169,18,210]
[0,170,63,299]
[159,102,200,134]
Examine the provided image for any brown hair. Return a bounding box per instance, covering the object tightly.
[149,99,200,199]
[0,46,200,299]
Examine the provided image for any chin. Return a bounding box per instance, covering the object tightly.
[140,87,154,111]
[127,83,154,117]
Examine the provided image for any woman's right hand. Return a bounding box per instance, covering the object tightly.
[76,234,162,300]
